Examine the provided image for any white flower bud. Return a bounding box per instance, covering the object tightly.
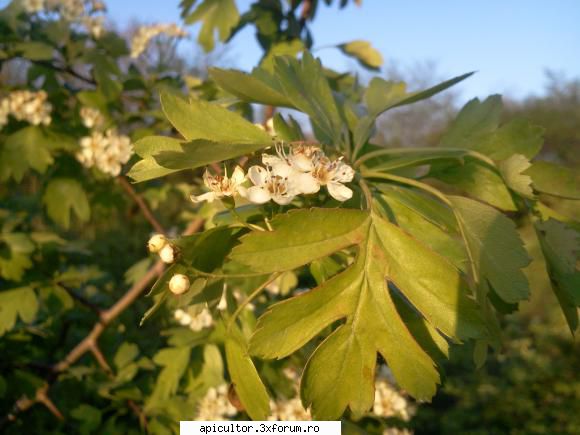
[169,274,190,295]
[147,234,167,253]
[159,244,175,264]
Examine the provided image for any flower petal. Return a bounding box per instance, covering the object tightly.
[327,182,353,202]
[231,165,245,185]
[246,186,271,204]
[248,166,268,186]
[333,162,355,183]
[272,194,294,205]
[292,154,314,172]
[190,191,216,203]
[291,171,320,194]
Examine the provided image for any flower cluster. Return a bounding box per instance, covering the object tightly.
[190,144,355,205]
[23,0,107,38]
[373,371,415,426]
[80,106,105,129]
[130,23,188,58]
[195,385,238,421]
[268,367,311,421]
[174,307,213,332]
[76,128,133,177]
[0,90,52,129]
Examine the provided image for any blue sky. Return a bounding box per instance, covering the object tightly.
[30,1,580,102]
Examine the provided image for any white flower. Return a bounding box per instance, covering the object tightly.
[159,244,175,264]
[246,166,296,205]
[312,156,355,201]
[23,0,44,13]
[190,166,246,204]
[0,90,52,129]
[130,23,188,58]
[80,106,105,129]
[195,385,237,421]
[147,234,167,253]
[189,307,213,331]
[77,128,133,177]
[169,274,190,295]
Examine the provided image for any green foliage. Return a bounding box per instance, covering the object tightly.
[43,178,91,229]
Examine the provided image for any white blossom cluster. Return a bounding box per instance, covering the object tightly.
[174,307,213,332]
[190,144,355,205]
[130,23,188,58]
[22,0,107,38]
[80,106,105,129]
[373,368,416,434]
[0,90,52,129]
[76,128,133,176]
[195,385,238,421]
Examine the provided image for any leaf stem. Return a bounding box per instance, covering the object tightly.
[227,273,281,331]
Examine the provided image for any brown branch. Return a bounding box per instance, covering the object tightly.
[31,60,96,86]
[1,218,204,429]
[117,175,166,235]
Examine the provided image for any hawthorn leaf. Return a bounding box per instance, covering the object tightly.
[0,126,54,182]
[232,208,485,418]
[185,0,239,52]
[440,95,503,148]
[338,40,383,71]
[499,154,535,198]
[43,178,90,229]
[524,161,580,200]
[12,41,54,60]
[272,113,305,142]
[0,287,38,336]
[273,53,344,145]
[473,119,544,160]
[160,92,272,144]
[147,346,191,408]
[535,219,580,332]
[261,39,304,72]
[209,67,293,107]
[0,232,35,281]
[225,328,270,420]
[127,136,184,182]
[450,196,531,304]
[429,160,516,211]
[362,148,470,172]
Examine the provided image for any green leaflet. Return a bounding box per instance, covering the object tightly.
[499,154,535,198]
[337,40,383,71]
[535,219,580,332]
[150,93,273,173]
[0,126,54,182]
[524,161,580,200]
[0,232,35,281]
[146,346,192,410]
[225,327,270,421]
[231,208,485,419]
[42,178,90,229]
[209,68,293,108]
[0,287,38,336]
[450,196,531,304]
[184,0,239,52]
[429,160,516,211]
[127,136,184,182]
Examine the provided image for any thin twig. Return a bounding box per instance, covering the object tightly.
[1,218,204,429]
[31,60,96,86]
[117,176,166,234]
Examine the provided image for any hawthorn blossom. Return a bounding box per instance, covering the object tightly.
[195,385,237,420]
[312,156,355,201]
[77,128,133,176]
[246,166,296,205]
[130,23,188,58]
[190,166,246,204]
[0,90,52,128]
[80,106,105,129]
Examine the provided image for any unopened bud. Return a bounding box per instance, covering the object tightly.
[147,234,167,253]
[169,274,190,295]
[159,244,175,263]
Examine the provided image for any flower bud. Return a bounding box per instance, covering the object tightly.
[147,234,167,253]
[169,274,190,295]
[159,244,175,263]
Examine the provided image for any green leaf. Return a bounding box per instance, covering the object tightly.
[273,52,345,145]
[209,67,293,107]
[114,342,140,370]
[440,95,503,148]
[272,113,304,142]
[232,208,485,418]
[225,328,270,420]
[261,40,304,72]
[185,0,239,52]
[71,404,102,435]
[0,287,38,336]
[471,119,544,160]
[535,219,580,332]
[338,40,383,71]
[499,154,534,198]
[429,160,516,211]
[12,41,54,60]
[450,196,531,304]
[43,178,90,229]
[0,233,35,281]
[362,148,470,172]
[0,126,54,182]
[355,72,473,149]
[524,161,580,200]
[147,346,191,407]
[127,136,185,182]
